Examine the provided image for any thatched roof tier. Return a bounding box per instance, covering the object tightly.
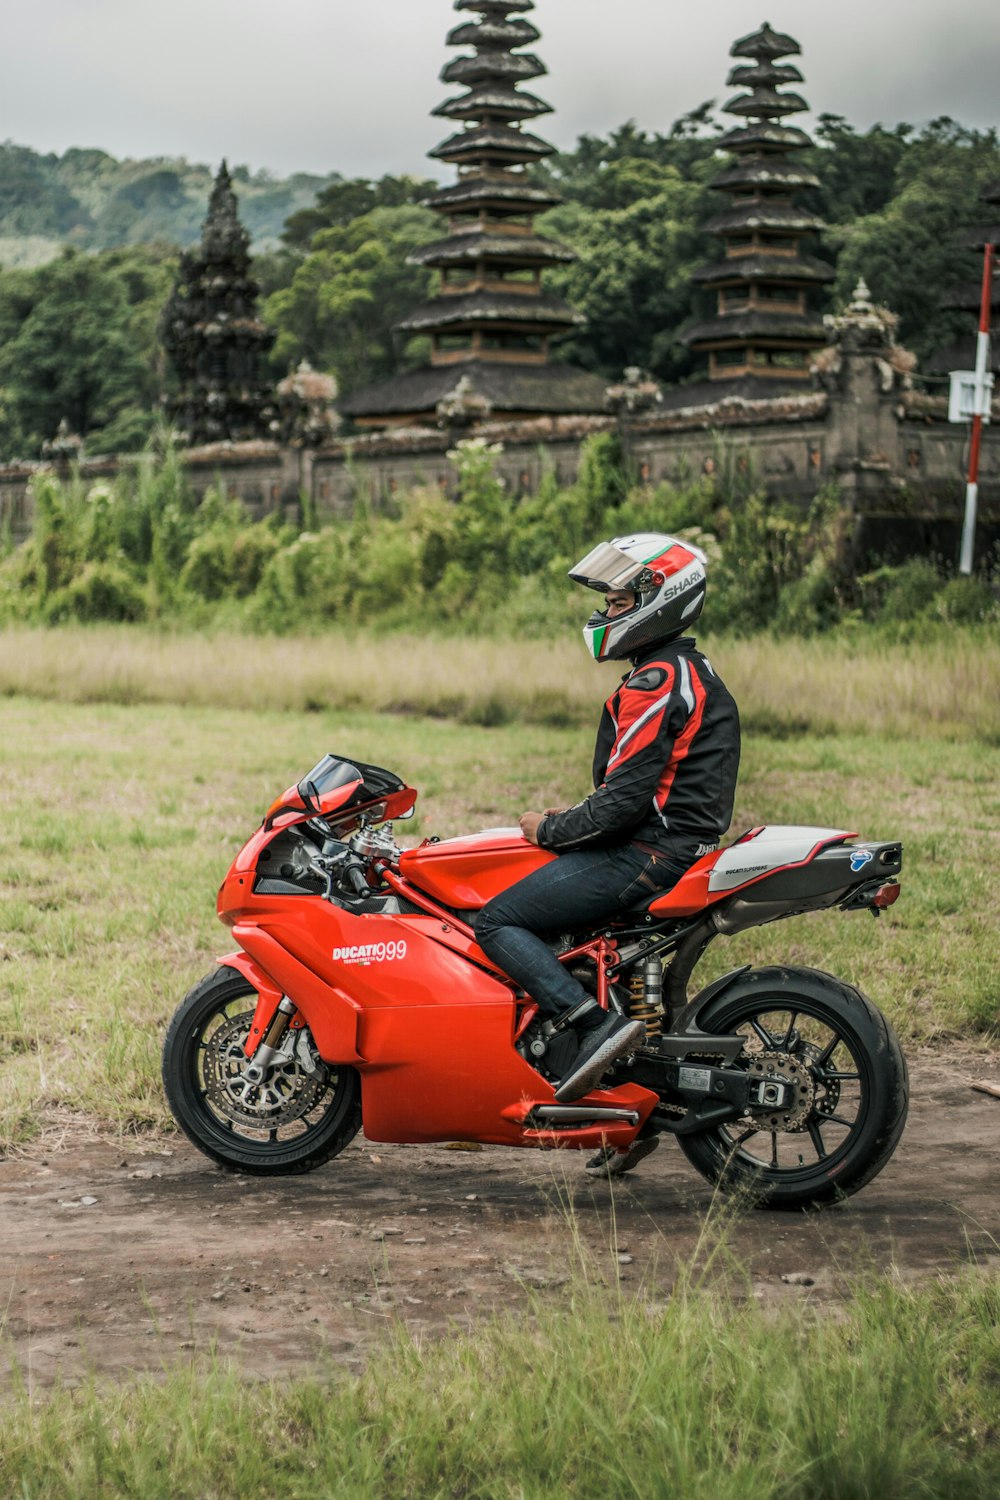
[705,203,825,235]
[354,0,595,429]
[397,290,583,334]
[693,253,834,286]
[447,18,540,46]
[727,61,803,88]
[441,51,546,86]
[424,177,562,212]
[731,22,800,60]
[690,23,825,380]
[723,88,809,119]
[434,84,552,121]
[454,0,536,13]
[340,361,607,421]
[683,311,827,345]
[941,279,1000,312]
[956,222,1000,251]
[408,231,576,268]
[924,335,1000,376]
[430,124,554,165]
[710,158,820,192]
[718,123,812,153]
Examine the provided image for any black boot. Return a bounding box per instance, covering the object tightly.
[554,1007,645,1102]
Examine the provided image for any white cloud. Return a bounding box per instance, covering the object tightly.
[1,0,996,178]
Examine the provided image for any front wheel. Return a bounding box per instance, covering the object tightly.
[677,966,908,1209]
[162,966,361,1175]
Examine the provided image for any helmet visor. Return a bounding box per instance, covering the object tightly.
[568,541,646,593]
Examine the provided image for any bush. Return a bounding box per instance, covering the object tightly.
[934,574,997,624]
[2,438,998,641]
[43,559,147,623]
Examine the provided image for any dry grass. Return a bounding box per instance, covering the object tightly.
[1,625,998,741]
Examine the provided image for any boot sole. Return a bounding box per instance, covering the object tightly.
[554,1020,645,1102]
[586,1134,660,1177]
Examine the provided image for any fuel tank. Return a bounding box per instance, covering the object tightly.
[398,828,555,909]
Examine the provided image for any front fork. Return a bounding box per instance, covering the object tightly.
[221,953,302,1067]
[243,996,298,1082]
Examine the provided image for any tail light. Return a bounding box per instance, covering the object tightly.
[872,882,901,908]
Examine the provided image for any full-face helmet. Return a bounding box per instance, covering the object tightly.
[570,533,708,661]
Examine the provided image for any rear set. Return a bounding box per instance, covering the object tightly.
[162,755,908,1207]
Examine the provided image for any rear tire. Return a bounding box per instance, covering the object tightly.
[677,965,908,1209]
[162,966,361,1175]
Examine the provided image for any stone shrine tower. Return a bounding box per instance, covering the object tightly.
[341,0,606,428]
[686,22,833,384]
[161,162,275,445]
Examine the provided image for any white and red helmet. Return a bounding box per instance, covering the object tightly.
[570,533,708,661]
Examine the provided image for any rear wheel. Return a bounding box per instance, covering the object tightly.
[677,966,908,1208]
[162,966,361,1175]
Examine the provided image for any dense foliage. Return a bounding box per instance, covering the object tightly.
[0,143,338,261]
[0,438,994,635]
[0,114,997,458]
[0,245,176,456]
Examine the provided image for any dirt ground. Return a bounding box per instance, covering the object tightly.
[2,1045,998,1392]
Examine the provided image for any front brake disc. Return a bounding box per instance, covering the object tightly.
[202,1010,328,1129]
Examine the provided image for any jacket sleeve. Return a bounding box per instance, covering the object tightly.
[536,664,690,851]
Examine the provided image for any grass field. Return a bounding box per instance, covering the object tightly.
[1,624,998,741]
[0,626,997,1152]
[1,626,998,1493]
[3,1260,999,1498]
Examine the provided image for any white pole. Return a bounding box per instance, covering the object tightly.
[959,246,993,576]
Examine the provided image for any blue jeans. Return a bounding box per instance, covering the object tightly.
[475,840,700,1019]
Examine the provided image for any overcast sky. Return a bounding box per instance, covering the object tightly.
[2,1,997,180]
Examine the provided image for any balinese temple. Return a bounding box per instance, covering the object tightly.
[341,0,606,429]
[160,162,275,445]
[684,22,833,388]
[926,179,1000,379]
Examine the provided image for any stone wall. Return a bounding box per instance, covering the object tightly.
[3,325,999,570]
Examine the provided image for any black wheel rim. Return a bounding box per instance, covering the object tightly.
[711,999,872,1184]
[190,995,352,1153]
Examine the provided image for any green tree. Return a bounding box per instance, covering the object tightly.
[541,168,714,383]
[0,246,175,457]
[265,205,436,391]
[281,174,436,249]
[829,120,1000,362]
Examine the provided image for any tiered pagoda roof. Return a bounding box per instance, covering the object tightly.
[342,0,605,428]
[685,22,834,384]
[160,162,275,444]
[926,180,1000,377]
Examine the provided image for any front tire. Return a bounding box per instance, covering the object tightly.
[162,966,361,1175]
[677,966,908,1209]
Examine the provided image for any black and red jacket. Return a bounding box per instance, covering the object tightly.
[536,637,741,855]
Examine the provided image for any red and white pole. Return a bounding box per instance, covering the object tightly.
[959,242,995,575]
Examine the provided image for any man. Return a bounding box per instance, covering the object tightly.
[476,533,741,1137]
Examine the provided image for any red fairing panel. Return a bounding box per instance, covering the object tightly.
[399,830,555,909]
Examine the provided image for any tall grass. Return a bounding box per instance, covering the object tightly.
[3,1263,998,1498]
[1,624,998,741]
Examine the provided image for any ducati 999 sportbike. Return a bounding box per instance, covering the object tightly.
[162,754,909,1208]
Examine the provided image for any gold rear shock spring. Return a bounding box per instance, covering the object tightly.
[627,960,663,1038]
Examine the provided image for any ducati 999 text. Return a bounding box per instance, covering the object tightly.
[162,755,909,1208]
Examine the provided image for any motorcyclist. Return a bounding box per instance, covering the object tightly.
[475,533,741,1151]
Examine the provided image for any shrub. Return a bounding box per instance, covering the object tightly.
[43,559,147,623]
[934,574,997,624]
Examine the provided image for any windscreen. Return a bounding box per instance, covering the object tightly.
[298,756,362,806]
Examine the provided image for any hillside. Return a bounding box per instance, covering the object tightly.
[0,141,339,266]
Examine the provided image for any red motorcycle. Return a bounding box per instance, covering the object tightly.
[162,754,908,1207]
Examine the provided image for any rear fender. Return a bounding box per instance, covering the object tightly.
[661,964,752,1059]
